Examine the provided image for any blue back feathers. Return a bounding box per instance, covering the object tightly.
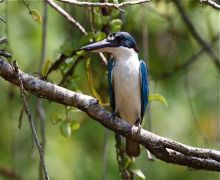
[140,60,149,121]
[108,58,115,112]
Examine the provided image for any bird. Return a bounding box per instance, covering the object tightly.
[79,32,149,157]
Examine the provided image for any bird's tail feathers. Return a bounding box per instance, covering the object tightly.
[126,138,140,157]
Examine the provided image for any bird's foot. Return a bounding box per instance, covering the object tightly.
[134,119,141,134]
[111,112,119,121]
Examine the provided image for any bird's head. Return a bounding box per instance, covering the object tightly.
[79,32,139,57]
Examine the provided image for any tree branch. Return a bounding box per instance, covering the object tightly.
[0,37,7,44]
[152,33,220,80]
[58,56,83,86]
[46,0,107,65]
[60,0,150,10]
[0,50,11,58]
[199,0,220,10]
[12,61,49,180]
[46,0,87,35]
[0,16,6,23]
[173,0,220,71]
[0,58,220,171]
[38,2,48,179]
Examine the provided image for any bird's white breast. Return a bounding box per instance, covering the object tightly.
[113,48,141,124]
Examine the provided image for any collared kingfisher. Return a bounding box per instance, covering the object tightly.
[80,32,149,157]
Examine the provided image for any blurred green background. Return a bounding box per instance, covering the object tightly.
[0,0,219,179]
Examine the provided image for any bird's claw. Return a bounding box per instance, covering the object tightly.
[134,119,141,134]
[111,112,116,121]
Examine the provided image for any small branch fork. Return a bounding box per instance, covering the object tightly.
[46,0,87,35]
[199,0,220,10]
[152,33,220,80]
[1,59,220,172]
[60,0,150,11]
[173,0,220,71]
[46,0,107,65]
[12,61,49,180]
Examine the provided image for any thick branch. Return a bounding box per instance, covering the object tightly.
[199,0,220,10]
[0,58,220,171]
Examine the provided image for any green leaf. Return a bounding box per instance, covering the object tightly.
[50,112,63,125]
[124,156,132,169]
[110,19,123,27]
[70,107,81,113]
[60,42,74,56]
[60,122,71,137]
[76,50,85,56]
[111,9,120,18]
[86,58,104,105]
[96,32,106,41]
[101,16,110,25]
[128,161,146,180]
[30,9,42,24]
[41,59,51,77]
[149,93,168,107]
[70,121,80,131]
[111,25,122,32]
[94,10,102,28]
[79,32,94,47]
[68,79,78,91]
[110,19,123,32]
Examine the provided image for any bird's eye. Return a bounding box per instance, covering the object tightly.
[107,33,115,41]
[114,35,122,42]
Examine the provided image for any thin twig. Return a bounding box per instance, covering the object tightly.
[39,2,48,72]
[46,0,87,35]
[199,0,220,10]
[0,16,6,23]
[1,59,220,171]
[47,53,70,76]
[184,69,209,146]
[152,33,220,80]
[38,1,48,180]
[46,0,107,65]
[0,50,11,58]
[61,0,150,11]
[18,94,31,129]
[21,0,31,14]
[115,133,132,179]
[0,37,7,44]
[59,56,83,86]
[173,0,220,71]
[12,61,49,180]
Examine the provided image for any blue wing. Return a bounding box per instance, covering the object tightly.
[140,60,149,121]
[108,58,115,112]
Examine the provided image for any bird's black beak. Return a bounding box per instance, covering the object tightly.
[79,39,118,52]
